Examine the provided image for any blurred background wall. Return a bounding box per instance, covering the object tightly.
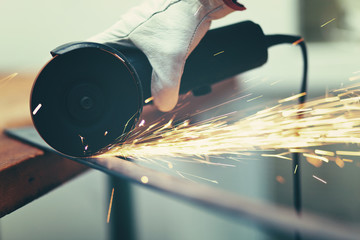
[0,0,298,72]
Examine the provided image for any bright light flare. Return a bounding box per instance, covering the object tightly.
[100,84,360,170]
[107,188,114,223]
[213,51,224,56]
[313,175,327,184]
[320,18,336,28]
[141,176,149,184]
[0,73,18,86]
[144,96,154,104]
[32,103,42,115]
[292,38,304,46]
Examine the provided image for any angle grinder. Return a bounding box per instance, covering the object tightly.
[30,21,307,157]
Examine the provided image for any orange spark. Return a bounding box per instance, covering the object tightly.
[349,75,360,81]
[292,38,304,46]
[141,176,149,184]
[313,175,327,184]
[32,103,42,115]
[336,151,360,156]
[176,171,218,184]
[304,154,329,163]
[168,162,173,169]
[79,135,84,144]
[139,119,145,127]
[276,176,285,184]
[0,73,18,85]
[261,154,292,161]
[335,158,345,168]
[278,92,306,103]
[99,83,360,170]
[144,96,154,104]
[314,149,335,157]
[107,188,114,223]
[321,18,336,28]
[213,51,224,56]
[247,95,263,102]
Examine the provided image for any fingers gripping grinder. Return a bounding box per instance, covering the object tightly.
[31,21,270,157]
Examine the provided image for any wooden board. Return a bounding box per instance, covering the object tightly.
[0,73,88,218]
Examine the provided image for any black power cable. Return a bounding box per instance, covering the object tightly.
[266,34,308,101]
[266,34,309,239]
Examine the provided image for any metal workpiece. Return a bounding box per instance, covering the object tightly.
[6,126,360,240]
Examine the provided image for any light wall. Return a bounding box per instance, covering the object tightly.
[0,0,298,72]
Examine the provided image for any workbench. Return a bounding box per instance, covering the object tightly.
[0,73,88,218]
[2,42,360,239]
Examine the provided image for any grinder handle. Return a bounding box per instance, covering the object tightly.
[182,21,268,95]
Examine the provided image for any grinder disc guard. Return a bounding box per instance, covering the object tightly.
[31,44,143,157]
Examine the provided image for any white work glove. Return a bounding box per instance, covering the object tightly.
[88,0,245,112]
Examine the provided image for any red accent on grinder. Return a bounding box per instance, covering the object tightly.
[223,0,246,11]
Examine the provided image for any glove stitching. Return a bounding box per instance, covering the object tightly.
[120,0,182,39]
[186,4,223,55]
[161,4,222,105]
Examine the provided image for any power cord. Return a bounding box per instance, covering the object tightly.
[266,34,309,240]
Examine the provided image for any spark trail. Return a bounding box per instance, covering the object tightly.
[0,73,18,87]
[102,83,360,166]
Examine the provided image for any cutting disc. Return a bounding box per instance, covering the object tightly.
[31,45,142,157]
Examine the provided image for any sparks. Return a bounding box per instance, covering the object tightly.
[0,73,18,86]
[292,38,304,46]
[294,165,298,174]
[79,135,84,144]
[139,119,145,127]
[168,162,173,169]
[290,149,311,153]
[278,92,306,103]
[176,171,218,184]
[144,96,154,104]
[349,75,360,81]
[314,149,335,157]
[312,175,327,184]
[32,103,42,115]
[336,151,360,156]
[107,188,114,223]
[335,157,345,168]
[276,176,285,184]
[261,154,292,161]
[320,18,336,28]
[213,51,224,56]
[99,83,360,170]
[304,153,329,163]
[141,176,149,184]
[247,95,263,102]
[194,5,202,15]
[270,80,281,86]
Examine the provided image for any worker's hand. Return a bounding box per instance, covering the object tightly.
[88,0,245,112]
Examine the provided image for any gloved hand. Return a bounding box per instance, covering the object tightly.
[88,0,245,112]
